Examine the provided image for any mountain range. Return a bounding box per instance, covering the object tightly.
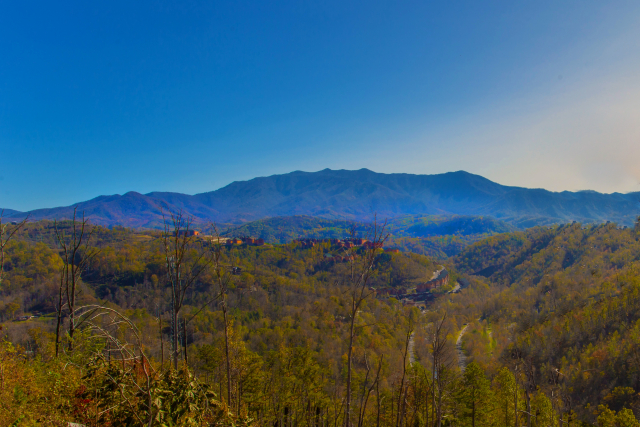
[3,169,639,228]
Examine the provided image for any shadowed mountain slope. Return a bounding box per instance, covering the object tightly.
[3,169,639,228]
[1,209,22,218]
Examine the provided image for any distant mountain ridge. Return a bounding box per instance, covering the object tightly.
[3,169,639,228]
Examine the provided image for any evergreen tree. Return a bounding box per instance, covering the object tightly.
[457,362,493,427]
[531,390,555,427]
[493,367,517,427]
[597,406,640,427]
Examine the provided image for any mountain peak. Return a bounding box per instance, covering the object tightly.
[3,169,637,227]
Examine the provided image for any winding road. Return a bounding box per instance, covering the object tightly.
[408,332,415,364]
[456,324,469,372]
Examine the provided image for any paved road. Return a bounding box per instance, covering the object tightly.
[456,324,469,372]
[408,332,415,364]
[431,267,443,281]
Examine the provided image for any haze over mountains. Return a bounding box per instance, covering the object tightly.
[3,169,639,228]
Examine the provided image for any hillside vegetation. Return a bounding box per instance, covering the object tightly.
[225,214,514,259]
[2,218,640,425]
[444,220,640,422]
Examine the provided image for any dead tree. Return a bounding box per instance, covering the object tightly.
[344,217,389,427]
[54,209,99,356]
[0,210,29,287]
[161,209,210,369]
[429,311,455,427]
[209,224,235,407]
[396,310,416,427]
[357,353,383,427]
[522,357,537,427]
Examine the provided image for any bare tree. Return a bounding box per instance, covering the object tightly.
[429,311,455,427]
[54,208,99,356]
[522,357,536,427]
[511,343,547,427]
[357,353,383,427]
[396,311,416,427]
[344,217,388,427]
[0,210,29,287]
[161,209,211,369]
[209,224,235,407]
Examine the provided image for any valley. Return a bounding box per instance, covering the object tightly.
[2,212,640,425]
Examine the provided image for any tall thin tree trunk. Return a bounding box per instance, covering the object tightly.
[525,390,531,427]
[376,379,381,427]
[505,400,509,427]
[183,317,188,366]
[55,269,65,358]
[223,301,232,406]
[345,303,356,427]
[68,273,76,351]
[431,360,436,427]
[396,327,412,427]
[514,375,518,427]
[437,386,443,427]
[472,400,476,427]
[160,316,164,367]
[172,305,179,370]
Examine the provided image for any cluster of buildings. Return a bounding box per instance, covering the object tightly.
[225,237,265,246]
[295,237,388,250]
[295,238,327,248]
[173,231,267,246]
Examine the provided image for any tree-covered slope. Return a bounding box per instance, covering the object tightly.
[446,220,640,421]
[223,214,513,241]
[5,220,640,424]
[223,214,515,259]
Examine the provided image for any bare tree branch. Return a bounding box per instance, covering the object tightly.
[0,210,29,287]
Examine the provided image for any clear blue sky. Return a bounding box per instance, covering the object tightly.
[2,1,640,211]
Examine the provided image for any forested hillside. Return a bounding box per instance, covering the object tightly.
[2,217,640,426]
[449,220,640,423]
[225,214,512,259]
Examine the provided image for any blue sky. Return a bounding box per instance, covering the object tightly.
[2,1,640,211]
